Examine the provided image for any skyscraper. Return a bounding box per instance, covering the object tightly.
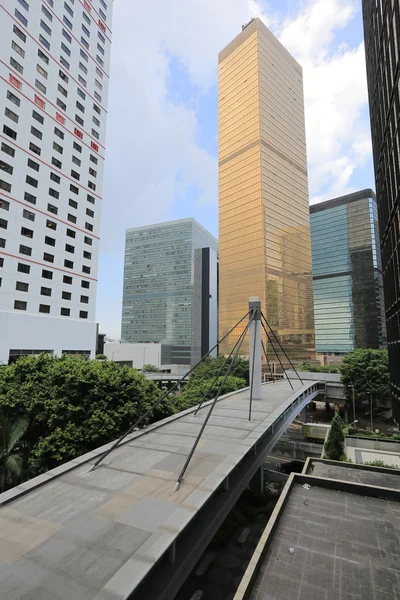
[362,1,400,420]
[0,0,112,362]
[218,18,315,359]
[121,218,218,368]
[310,189,386,355]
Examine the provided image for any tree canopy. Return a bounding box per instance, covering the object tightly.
[324,414,345,461]
[340,348,390,407]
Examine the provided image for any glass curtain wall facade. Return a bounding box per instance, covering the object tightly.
[310,190,386,354]
[362,1,400,421]
[121,218,218,367]
[218,18,315,359]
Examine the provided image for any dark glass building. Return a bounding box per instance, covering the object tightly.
[362,1,400,421]
[310,190,386,355]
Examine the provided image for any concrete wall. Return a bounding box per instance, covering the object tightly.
[103,342,161,369]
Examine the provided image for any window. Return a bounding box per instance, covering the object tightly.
[81,280,90,288]
[58,84,68,98]
[75,114,84,127]
[61,42,71,57]
[65,243,74,253]
[0,241,5,250]
[53,142,63,154]
[46,219,57,230]
[71,170,80,181]
[17,0,29,11]
[21,226,33,238]
[27,158,39,172]
[90,155,98,165]
[63,16,73,30]
[82,265,91,274]
[99,8,107,21]
[88,181,96,191]
[82,24,90,37]
[81,36,89,50]
[43,253,54,263]
[1,142,15,158]
[5,107,19,124]
[64,259,73,268]
[69,198,78,209]
[59,69,69,83]
[15,10,28,28]
[0,199,10,211]
[48,188,59,199]
[63,275,72,284]
[83,251,91,260]
[35,78,47,93]
[79,311,88,319]
[40,20,52,36]
[42,269,53,279]
[18,263,30,274]
[32,109,44,125]
[81,295,89,303]
[80,49,88,62]
[0,160,13,175]
[64,2,74,17]
[39,304,50,314]
[19,244,32,256]
[67,213,76,223]
[84,236,92,245]
[61,308,70,316]
[41,287,52,297]
[45,236,56,247]
[16,281,29,292]
[0,180,11,193]
[60,56,70,70]
[66,228,76,238]
[13,25,26,43]
[29,142,41,156]
[73,142,82,153]
[91,129,100,140]
[98,31,105,44]
[96,66,104,79]
[23,209,35,221]
[77,88,86,101]
[50,172,61,184]
[47,203,58,214]
[26,175,38,188]
[93,104,101,115]
[92,116,100,128]
[54,127,64,140]
[82,11,91,25]
[3,125,17,140]
[31,126,42,140]
[86,208,94,218]
[38,48,49,64]
[0,218,8,229]
[39,34,50,50]
[78,75,87,88]
[14,300,27,311]
[12,40,25,58]
[97,43,104,56]
[24,192,36,204]
[52,157,62,169]
[100,0,107,10]
[79,62,88,75]
[57,98,67,111]
[62,291,71,300]
[76,101,85,113]
[70,184,79,195]
[74,128,83,140]
[72,156,81,167]
[89,167,97,178]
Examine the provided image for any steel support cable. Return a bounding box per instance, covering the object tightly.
[194,311,255,417]
[261,338,275,384]
[90,310,252,471]
[175,316,252,491]
[260,319,294,391]
[260,311,304,385]
[248,308,258,422]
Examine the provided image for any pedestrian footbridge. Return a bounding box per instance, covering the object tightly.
[0,378,324,600]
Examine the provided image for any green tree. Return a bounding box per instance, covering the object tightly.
[0,415,28,492]
[325,414,345,461]
[297,360,339,374]
[0,355,165,479]
[142,364,159,372]
[95,354,108,360]
[176,375,247,411]
[190,356,249,386]
[340,348,390,408]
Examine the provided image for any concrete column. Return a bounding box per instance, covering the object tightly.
[249,465,264,495]
[249,297,262,401]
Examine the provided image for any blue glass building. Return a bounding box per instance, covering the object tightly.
[310,190,386,355]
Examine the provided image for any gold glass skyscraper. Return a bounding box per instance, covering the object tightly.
[218,18,315,359]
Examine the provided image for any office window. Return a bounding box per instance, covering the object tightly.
[0,241,5,250]
[10,57,23,74]
[21,226,33,238]
[63,16,73,30]
[5,107,19,124]
[65,244,74,253]
[0,218,8,230]
[84,236,92,245]
[0,199,10,211]
[43,253,54,263]
[14,300,27,311]
[46,219,57,230]
[98,31,105,44]
[91,129,99,140]
[59,69,69,83]
[40,20,52,36]
[18,263,30,274]
[61,308,70,316]
[63,275,72,284]
[67,213,76,223]
[72,156,81,167]
[54,127,64,140]
[82,11,91,25]
[57,98,67,112]
[70,184,79,195]
[93,104,101,115]
[51,157,62,169]
[24,192,36,204]
[41,287,52,297]
[90,155,98,165]
[49,188,59,199]
[77,88,86,101]
[100,0,107,10]
[96,66,103,79]
[22,209,35,221]
[66,228,76,238]
[13,25,26,43]
[27,158,39,172]
[92,116,100,128]
[3,125,17,140]
[69,198,78,209]
[61,42,71,57]
[83,251,91,260]
[12,40,25,58]
[80,49,88,62]
[53,142,63,154]
[80,295,89,303]
[60,56,70,70]
[50,172,61,184]
[62,291,71,300]
[79,311,88,319]
[16,281,29,292]
[0,180,11,193]
[0,160,13,175]
[81,36,89,50]
[29,142,41,156]
[82,265,91,274]
[47,203,58,214]
[1,142,15,158]
[38,48,49,64]
[73,142,82,153]
[45,236,55,247]
[36,64,48,79]
[88,182,96,191]
[81,280,90,288]
[26,175,38,188]
[71,170,80,181]
[86,208,94,218]
[19,244,32,256]
[76,101,85,113]
[42,269,53,279]
[31,126,42,140]
[64,259,73,268]
[75,115,84,127]
[79,62,87,75]
[64,2,74,16]
[39,304,50,314]
[58,84,68,98]
[35,79,46,94]
[95,79,103,92]
[39,34,50,50]
[97,43,104,56]
[82,24,90,37]
[78,75,87,88]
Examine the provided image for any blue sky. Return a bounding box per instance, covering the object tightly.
[97,0,374,338]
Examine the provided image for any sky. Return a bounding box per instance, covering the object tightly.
[97,0,375,339]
